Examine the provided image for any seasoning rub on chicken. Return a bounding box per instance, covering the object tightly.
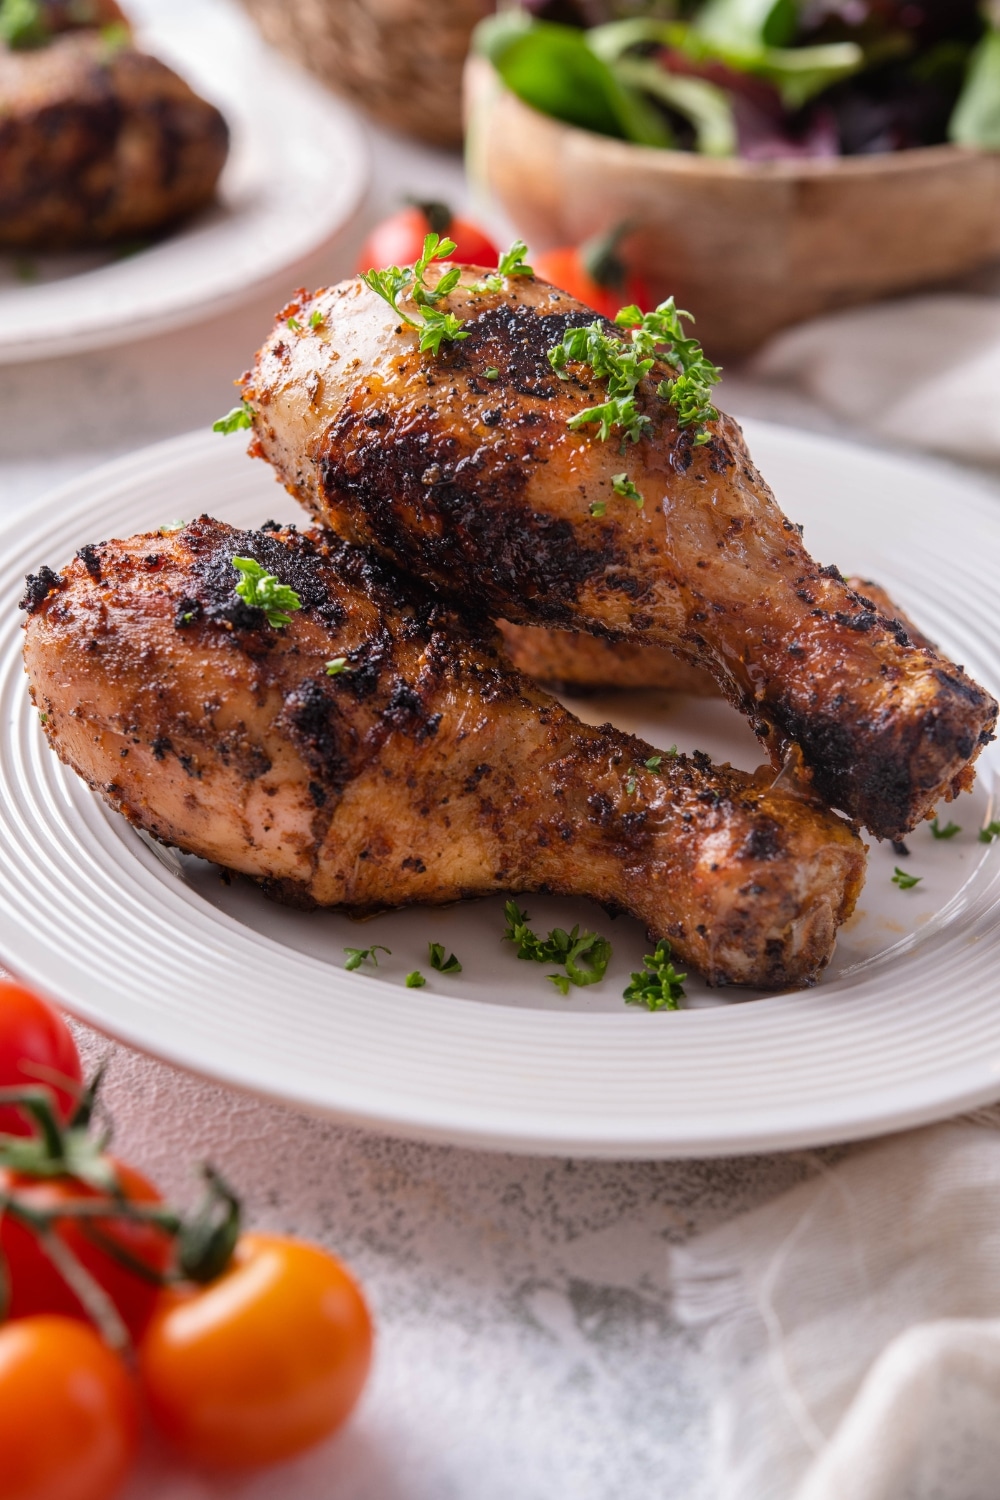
[21,519,866,989]
[242,267,996,841]
[497,578,937,695]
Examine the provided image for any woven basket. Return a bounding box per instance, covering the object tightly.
[240,0,491,146]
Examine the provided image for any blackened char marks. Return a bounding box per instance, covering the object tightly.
[319,409,624,626]
[281,677,358,793]
[186,520,348,632]
[76,545,102,581]
[771,664,997,837]
[19,566,64,614]
[442,303,601,398]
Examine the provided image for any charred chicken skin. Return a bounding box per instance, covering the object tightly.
[242,271,996,841]
[498,578,935,696]
[21,518,865,989]
[0,4,228,249]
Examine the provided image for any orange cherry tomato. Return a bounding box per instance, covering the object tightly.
[356,202,499,273]
[0,979,82,1135]
[139,1232,373,1468]
[533,239,653,320]
[0,1159,172,1342]
[0,1315,138,1500]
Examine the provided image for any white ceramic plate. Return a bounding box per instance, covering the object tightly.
[1,421,999,1157]
[0,0,368,363]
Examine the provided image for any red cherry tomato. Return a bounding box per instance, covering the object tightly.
[139,1232,373,1468]
[533,243,654,320]
[0,1158,172,1342]
[0,979,83,1136]
[0,1315,138,1500]
[356,202,499,273]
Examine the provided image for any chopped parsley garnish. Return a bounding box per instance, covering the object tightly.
[361,232,470,357]
[589,501,607,518]
[471,239,535,292]
[612,473,644,508]
[549,296,721,447]
[344,944,390,971]
[485,367,500,380]
[0,0,48,48]
[429,942,462,975]
[159,520,185,534]
[309,309,325,330]
[619,300,722,439]
[625,751,677,793]
[405,970,427,988]
[930,818,961,839]
[100,21,130,55]
[325,657,349,676]
[503,900,612,992]
[231,557,302,629]
[645,749,676,769]
[891,866,922,889]
[212,402,254,435]
[287,316,303,332]
[979,820,1000,844]
[549,321,653,443]
[623,939,686,1011]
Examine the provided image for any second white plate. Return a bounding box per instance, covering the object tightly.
[0,0,368,363]
[0,422,998,1155]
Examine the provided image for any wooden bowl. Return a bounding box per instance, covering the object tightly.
[240,0,490,147]
[465,55,1000,357]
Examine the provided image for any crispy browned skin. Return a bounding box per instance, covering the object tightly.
[0,26,228,248]
[243,272,996,841]
[21,519,866,989]
[498,578,935,695]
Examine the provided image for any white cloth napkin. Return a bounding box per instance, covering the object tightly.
[669,1112,1000,1500]
[752,294,1000,467]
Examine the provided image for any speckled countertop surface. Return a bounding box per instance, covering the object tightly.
[0,21,967,1495]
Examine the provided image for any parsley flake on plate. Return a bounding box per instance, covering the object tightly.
[891,866,922,889]
[980,820,1000,844]
[344,944,391,972]
[623,939,686,1011]
[405,970,427,988]
[930,818,961,839]
[502,901,612,991]
[231,557,302,629]
[429,943,462,975]
[309,309,325,330]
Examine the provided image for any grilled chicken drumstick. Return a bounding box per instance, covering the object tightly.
[498,578,936,695]
[21,519,865,989]
[242,271,996,841]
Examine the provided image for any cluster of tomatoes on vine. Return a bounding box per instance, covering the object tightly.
[0,979,372,1500]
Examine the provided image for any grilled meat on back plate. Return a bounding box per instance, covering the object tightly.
[242,270,996,841]
[21,518,866,989]
[0,19,228,248]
